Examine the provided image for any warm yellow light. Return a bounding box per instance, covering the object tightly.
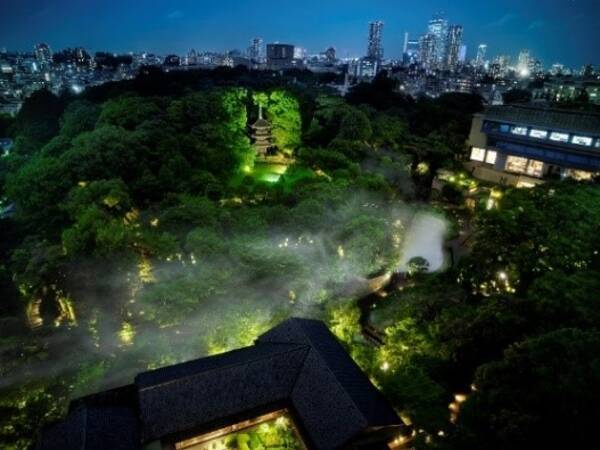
[119,321,135,346]
[455,393,467,403]
[416,162,429,174]
[138,257,156,283]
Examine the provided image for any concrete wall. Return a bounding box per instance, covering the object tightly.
[467,113,487,149]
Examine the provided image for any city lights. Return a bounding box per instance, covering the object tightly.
[1,3,598,450]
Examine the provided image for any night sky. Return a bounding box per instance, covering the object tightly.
[1,0,598,67]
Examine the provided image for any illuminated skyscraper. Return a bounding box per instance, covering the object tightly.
[458,44,467,64]
[403,32,409,54]
[367,21,384,61]
[34,43,52,67]
[427,14,448,68]
[518,49,532,75]
[247,37,263,62]
[446,25,463,71]
[419,33,437,69]
[403,35,419,65]
[475,44,487,68]
[294,46,307,60]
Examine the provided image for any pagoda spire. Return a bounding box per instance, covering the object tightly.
[250,104,272,157]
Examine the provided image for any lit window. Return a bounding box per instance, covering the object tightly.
[549,132,569,142]
[470,147,486,162]
[175,410,305,450]
[505,156,528,173]
[511,126,528,136]
[516,181,536,188]
[485,150,497,164]
[571,135,593,146]
[526,160,544,177]
[529,129,548,139]
[565,169,594,181]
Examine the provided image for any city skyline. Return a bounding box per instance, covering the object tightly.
[1,0,599,67]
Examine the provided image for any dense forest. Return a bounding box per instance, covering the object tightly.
[0,68,599,450]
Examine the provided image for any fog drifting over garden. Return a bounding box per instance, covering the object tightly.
[2,190,448,397]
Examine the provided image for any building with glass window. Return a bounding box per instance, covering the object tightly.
[37,319,404,450]
[466,105,600,186]
[367,21,384,62]
[267,43,302,70]
[427,14,448,69]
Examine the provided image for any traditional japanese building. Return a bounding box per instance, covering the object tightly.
[250,105,273,157]
[466,105,600,186]
[37,318,404,450]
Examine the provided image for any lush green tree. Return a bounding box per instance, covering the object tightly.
[304,95,349,146]
[266,90,302,152]
[461,182,600,295]
[434,295,533,383]
[525,270,600,331]
[12,89,65,153]
[5,155,71,232]
[404,133,453,199]
[453,329,600,450]
[97,95,162,130]
[336,215,397,275]
[407,256,430,275]
[0,113,15,137]
[370,113,409,149]
[59,100,101,138]
[346,71,413,110]
[337,109,372,141]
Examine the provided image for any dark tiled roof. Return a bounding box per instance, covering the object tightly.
[485,105,600,135]
[251,118,271,128]
[38,319,402,450]
[137,343,310,441]
[37,406,139,450]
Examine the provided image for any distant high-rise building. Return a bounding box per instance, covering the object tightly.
[581,64,594,77]
[518,49,531,75]
[475,44,487,67]
[403,32,409,54]
[492,55,510,78]
[293,46,307,60]
[458,44,467,64]
[419,33,437,69]
[324,47,336,63]
[266,43,296,69]
[367,21,384,61]
[446,25,463,71]
[427,14,448,68]
[186,49,198,66]
[532,59,543,77]
[403,36,419,65]
[163,55,181,67]
[247,38,263,61]
[550,63,564,76]
[34,43,52,66]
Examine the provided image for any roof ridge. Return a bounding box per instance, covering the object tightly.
[492,104,600,118]
[137,343,309,392]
